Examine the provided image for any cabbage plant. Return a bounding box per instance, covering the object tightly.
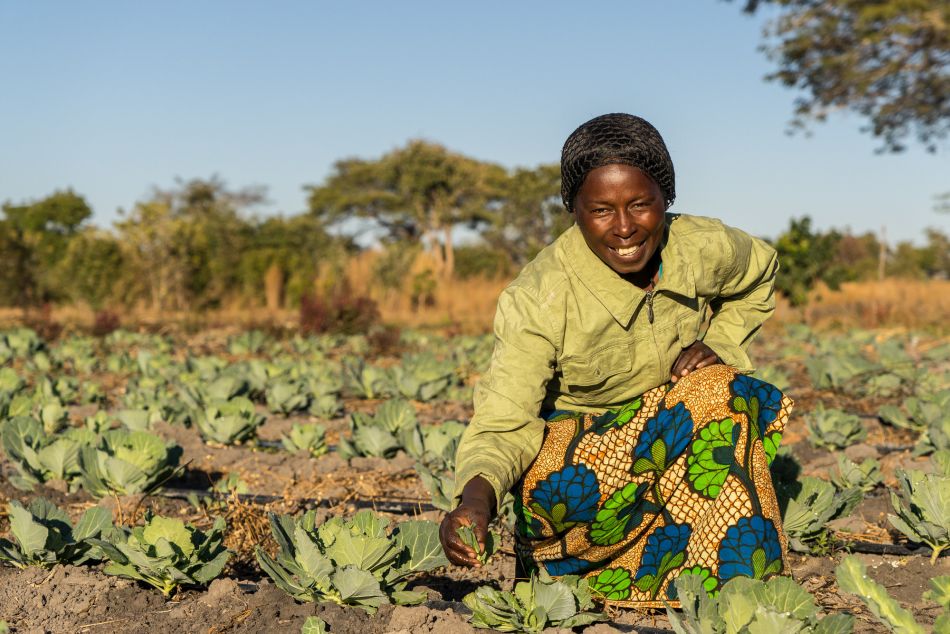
[255,510,447,613]
[194,396,265,445]
[0,498,112,569]
[342,356,393,399]
[91,512,230,596]
[280,423,329,458]
[783,476,862,553]
[805,403,867,450]
[337,399,421,460]
[77,429,183,497]
[463,569,606,632]
[390,353,456,402]
[831,455,883,493]
[668,573,854,634]
[889,468,950,564]
[0,417,94,490]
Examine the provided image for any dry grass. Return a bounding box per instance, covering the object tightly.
[1,275,946,336]
[774,278,950,333]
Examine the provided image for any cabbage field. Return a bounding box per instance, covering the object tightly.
[0,324,948,633]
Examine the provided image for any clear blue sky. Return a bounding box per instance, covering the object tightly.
[1,1,946,244]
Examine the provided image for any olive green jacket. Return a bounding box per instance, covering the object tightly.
[453,213,779,513]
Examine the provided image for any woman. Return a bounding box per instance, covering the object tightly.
[439,113,792,607]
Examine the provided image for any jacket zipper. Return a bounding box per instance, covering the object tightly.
[645,290,655,324]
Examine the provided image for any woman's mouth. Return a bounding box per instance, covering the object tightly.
[610,244,642,258]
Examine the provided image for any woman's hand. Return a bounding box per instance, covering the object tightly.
[439,476,496,567]
[671,341,721,383]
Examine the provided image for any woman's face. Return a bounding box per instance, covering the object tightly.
[572,163,667,281]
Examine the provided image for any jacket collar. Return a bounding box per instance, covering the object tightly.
[563,213,696,327]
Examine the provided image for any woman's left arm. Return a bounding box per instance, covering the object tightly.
[701,226,779,373]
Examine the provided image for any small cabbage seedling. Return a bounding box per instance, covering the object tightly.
[280,423,329,458]
[456,524,500,565]
[463,569,606,632]
[889,469,950,564]
[831,455,883,493]
[90,512,230,597]
[194,396,265,445]
[0,498,111,569]
[805,403,867,450]
[783,476,862,553]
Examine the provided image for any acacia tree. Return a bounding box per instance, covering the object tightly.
[737,0,949,153]
[307,140,506,278]
[480,164,571,266]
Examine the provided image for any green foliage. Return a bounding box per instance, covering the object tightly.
[281,423,329,458]
[742,0,950,153]
[390,353,456,402]
[831,455,883,493]
[805,403,867,450]
[772,217,847,306]
[194,396,266,445]
[835,556,923,634]
[414,463,455,512]
[0,498,111,569]
[888,469,950,564]
[0,416,93,490]
[265,381,311,415]
[342,356,393,399]
[255,509,448,613]
[668,573,853,634]
[879,390,950,431]
[337,399,421,460]
[77,429,183,497]
[463,570,606,632]
[301,616,328,634]
[782,476,862,553]
[306,139,507,279]
[456,524,500,565]
[91,512,230,597]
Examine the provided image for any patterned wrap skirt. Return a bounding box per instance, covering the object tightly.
[513,365,793,608]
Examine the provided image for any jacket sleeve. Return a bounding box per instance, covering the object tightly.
[453,284,557,515]
[702,226,778,373]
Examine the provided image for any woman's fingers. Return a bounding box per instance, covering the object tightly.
[672,343,721,382]
[439,507,488,567]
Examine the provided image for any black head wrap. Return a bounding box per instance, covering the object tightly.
[560,113,675,212]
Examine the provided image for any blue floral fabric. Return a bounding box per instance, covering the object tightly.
[515,365,792,607]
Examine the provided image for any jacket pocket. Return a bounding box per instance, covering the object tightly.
[676,314,701,348]
[559,344,633,392]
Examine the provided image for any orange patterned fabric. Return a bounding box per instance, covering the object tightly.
[513,365,792,608]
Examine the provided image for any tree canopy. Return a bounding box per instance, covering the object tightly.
[307,140,508,278]
[738,0,949,153]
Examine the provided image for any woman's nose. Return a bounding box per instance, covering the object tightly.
[614,210,635,236]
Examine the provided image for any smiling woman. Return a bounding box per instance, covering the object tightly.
[439,113,793,608]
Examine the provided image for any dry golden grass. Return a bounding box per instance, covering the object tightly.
[1,274,946,336]
[773,278,950,333]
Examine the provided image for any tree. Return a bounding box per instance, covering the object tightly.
[0,190,92,306]
[771,216,847,305]
[479,164,572,266]
[115,177,264,310]
[307,140,506,278]
[736,0,949,153]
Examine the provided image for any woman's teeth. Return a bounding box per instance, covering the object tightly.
[613,245,641,256]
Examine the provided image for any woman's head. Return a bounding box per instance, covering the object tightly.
[562,114,674,285]
[560,113,675,213]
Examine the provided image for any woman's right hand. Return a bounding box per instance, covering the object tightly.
[439,476,496,567]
